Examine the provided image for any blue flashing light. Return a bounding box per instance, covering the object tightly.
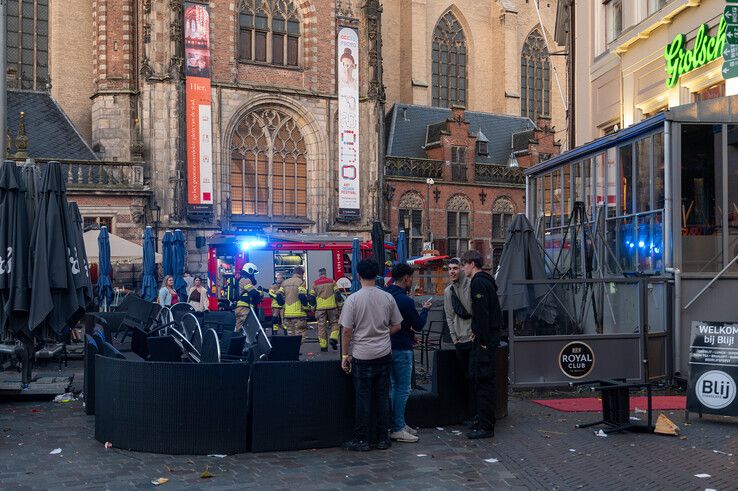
[629,242,635,249]
[638,241,645,249]
[653,247,660,254]
[239,238,267,251]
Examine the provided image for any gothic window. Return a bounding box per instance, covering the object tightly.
[521,29,550,121]
[238,0,300,66]
[6,0,49,91]
[492,197,516,240]
[398,191,424,257]
[230,108,308,217]
[432,11,467,108]
[447,194,471,258]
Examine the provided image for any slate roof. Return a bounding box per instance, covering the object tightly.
[7,90,97,161]
[386,103,535,165]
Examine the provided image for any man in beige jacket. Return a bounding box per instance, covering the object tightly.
[443,258,474,424]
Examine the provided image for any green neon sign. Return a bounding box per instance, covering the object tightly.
[664,16,726,88]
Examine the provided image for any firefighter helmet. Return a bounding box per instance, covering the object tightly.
[241,262,259,275]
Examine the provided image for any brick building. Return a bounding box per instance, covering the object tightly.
[384,104,559,268]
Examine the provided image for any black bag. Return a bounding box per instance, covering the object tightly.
[450,286,472,320]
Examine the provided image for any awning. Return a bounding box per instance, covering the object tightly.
[407,255,449,266]
[83,230,162,264]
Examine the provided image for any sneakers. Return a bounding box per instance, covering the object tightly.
[404,425,418,436]
[330,338,338,350]
[342,439,370,452]
[390,429,419,443]
[373,440,392,450]
[466,427,494,440]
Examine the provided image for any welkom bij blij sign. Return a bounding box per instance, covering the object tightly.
[664,15,726,88]
[687,321,738,418]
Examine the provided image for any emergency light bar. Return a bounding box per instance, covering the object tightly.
[239,237,267,251]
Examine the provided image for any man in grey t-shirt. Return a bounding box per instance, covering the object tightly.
[340,259,402,451]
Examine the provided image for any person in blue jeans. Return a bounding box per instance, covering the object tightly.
[385,263,432,443]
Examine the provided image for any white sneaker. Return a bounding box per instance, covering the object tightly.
[404,425,418,436]
[390,429,419,443]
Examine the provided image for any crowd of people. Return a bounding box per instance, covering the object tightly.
[340,250,503,452]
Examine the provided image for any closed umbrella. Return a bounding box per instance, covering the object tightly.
[21,163,38,225]
[97,226,113,311]
[172,229,187,300]
[397,230,407,264]
[0,160,31,338]
[68,202,93,310]
[28,161,85,334]
[351,237,361,293]
[162,230,174,277]
[496,214,556,324]
[371,221,385,281]
[141,226,158,302]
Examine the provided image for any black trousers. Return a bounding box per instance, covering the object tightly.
[471,339,497,430]
[352,354,392,444]
[454,341,475,419]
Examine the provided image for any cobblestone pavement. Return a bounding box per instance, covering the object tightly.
[2,384,737,491]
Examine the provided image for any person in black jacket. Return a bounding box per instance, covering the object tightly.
[460,249,503,440]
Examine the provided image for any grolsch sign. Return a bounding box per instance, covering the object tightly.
[687,321,738,416]
[559,341,595,379]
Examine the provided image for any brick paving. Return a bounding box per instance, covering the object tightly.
[2,383,738,491]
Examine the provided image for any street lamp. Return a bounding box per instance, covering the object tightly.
[403,213,411,255]
[148,201,161,252]
[425,178,434,243]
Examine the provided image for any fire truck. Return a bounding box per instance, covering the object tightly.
[206,233,395,315]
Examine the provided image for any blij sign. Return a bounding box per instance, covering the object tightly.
[687,321,738,417]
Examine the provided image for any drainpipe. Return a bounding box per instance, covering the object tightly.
[663,121,680,377]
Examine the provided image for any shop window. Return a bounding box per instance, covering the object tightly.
[520,28,551,121]
[727,125,738,270]
[6,0,49,91]
[238,0,300,67]
[230,107,308,217]
[636,137,652,212]
[432,11,467,108]
[653,132,665,210]
[681,124,723,273]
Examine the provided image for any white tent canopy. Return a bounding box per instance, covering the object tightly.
[83,230,162,264]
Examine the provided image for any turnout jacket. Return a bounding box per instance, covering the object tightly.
[469,271,503,348]
[281,274,308,318]
[310,276,338,310]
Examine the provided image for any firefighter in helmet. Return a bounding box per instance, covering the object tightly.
[268,272,287,335]
[281,266,309,340]
[310,268,341,351]
[235,262,262,332]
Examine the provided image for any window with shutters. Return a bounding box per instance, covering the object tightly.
[230,108,308,218]
[6,0,49,91]
[492,197,515,240]
[238,0,300,67]
[398,192,424,257]
[446,195,472,258]
[432,11,467,108]
[520,28,550,121]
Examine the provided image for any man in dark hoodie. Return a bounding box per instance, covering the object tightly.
[385,263,432,443]
[460,249,502,440]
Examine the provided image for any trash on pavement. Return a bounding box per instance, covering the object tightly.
[151,477,169,486]
[200,469,213,479]
[712,450,733,456]
[436,427,444,431]
[207,454,226,458]
[49,448,62,455]
[594,430,608,437]
[104,442,112,449]
[53,393,75,403]
[634,407,647,414]
[654,414,680,435]
[484,458,499,463]
[694,474,711,479]
[417,454,428,457]
[568,448,576,452]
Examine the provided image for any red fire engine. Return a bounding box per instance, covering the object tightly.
[206,233,395,314]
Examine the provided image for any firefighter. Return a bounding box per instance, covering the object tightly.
[235,262,263,332]
[310,268,341,352]
[281,266,309,340]
[269,272,287,336]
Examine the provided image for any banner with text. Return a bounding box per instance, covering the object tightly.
[184,2,213,207]
[687,321,738,417]
[337,27,360,220]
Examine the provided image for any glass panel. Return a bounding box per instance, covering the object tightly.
[552,169,562,228]
[574,161,583,202]
[583,159,593,218]
[653,132,665,210]
[287,20,300,35]
[594,153,605,213]
[287,36,299,66]
[563,164,571,224]
[681,124,723,273]
[255,31,267,61]
[606,147,617,218]
[544,173,552,228]
[536,176,544,226]
[636,136,652,212]
[239,29,252,61]
[460,213,469,238]
[255,12,268,29]
[272,17,285,33]
[619,144,633,216]
[728,125,738,270]
[240,12,253,27]
[447,212,457,238]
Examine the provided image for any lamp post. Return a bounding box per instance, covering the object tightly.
[149,201,161,252]
[425,178,434,244]
[403,213,410,255]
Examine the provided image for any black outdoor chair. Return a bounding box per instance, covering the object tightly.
[201,311,236,336]
[419,320,444,370]
[147,336,185,362]
[267,335,302,361]
[100,341,125,359]
[171,303,196,323]
[84,334,99,415]
[201,328,221,363]
[221,335,247,362]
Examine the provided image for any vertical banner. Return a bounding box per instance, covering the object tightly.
[337,27,360,220]
[687,321,738,417]
[184,2,214,207]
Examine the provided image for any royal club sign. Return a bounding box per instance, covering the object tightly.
[559,341,595,379]
[664,15,726,88]
[184,2,214,208]
[337,27,360,221]
[687,321,738,417]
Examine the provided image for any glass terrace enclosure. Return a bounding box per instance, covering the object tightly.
[523,97,738,380]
